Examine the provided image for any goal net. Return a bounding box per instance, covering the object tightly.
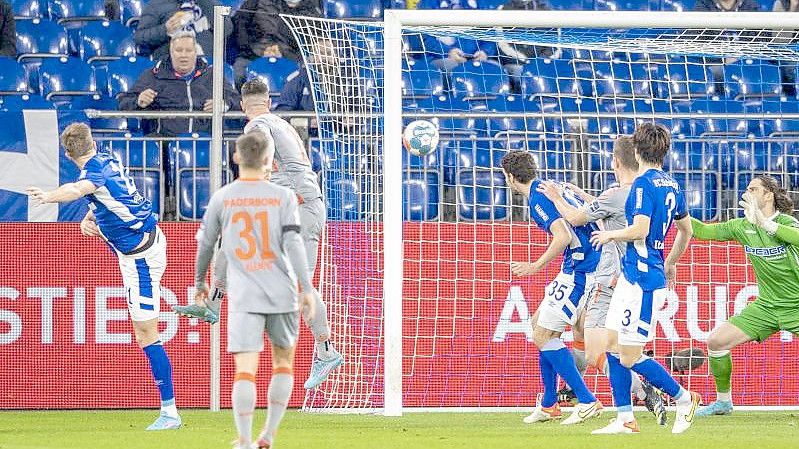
[284,11,799,413]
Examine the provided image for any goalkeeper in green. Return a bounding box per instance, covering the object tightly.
[691,174,799,417]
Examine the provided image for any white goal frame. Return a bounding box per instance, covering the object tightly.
[381,10,799,417]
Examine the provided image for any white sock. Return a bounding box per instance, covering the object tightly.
[232,376,256,445]
[260,371,293,445]
[316,339,337,360]
[676,387,692,405]
[618,410,635,422]
[161,402,179,418]
[717,391,732,402]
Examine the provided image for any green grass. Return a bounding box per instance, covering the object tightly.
[1,410,797,449]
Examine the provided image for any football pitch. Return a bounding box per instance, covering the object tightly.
[1,410,797,449]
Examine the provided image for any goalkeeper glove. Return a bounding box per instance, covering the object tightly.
[739,192,778,234]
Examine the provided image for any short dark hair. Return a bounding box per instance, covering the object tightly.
[240,78,270,98]
[755,174,795,214]
[613,135,638,172]
[500,150,538,183]
[235,131,270,169]
[633,122,671,166]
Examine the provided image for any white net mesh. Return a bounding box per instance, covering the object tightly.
[285,14,799,411]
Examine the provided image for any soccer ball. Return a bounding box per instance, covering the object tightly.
[402,120,439,157]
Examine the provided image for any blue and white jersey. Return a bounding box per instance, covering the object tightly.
[622,168,687,291]
[528,179,600,275]
[79,152,157,253]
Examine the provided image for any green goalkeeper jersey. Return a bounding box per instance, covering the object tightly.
[691,214,799,308]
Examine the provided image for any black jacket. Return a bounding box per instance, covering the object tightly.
[0,0,15,57]
[232,0,322,62]
[134,0,232,60]
[496,0,552,64]
[118,57,241,136]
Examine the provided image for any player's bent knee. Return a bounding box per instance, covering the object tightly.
[706,331,730,352]
[619,352,640,368]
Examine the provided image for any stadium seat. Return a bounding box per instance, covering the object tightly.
[409,95,479,137]
[98,137,160,170]
[457,169,508,221]
[671,172,718,221]
[326,175,362,220]
[724,60,783,100]
[674,99,748,137]
[308,139,329,173]
[245,57,299,96]
[665,140,719,171]
[12,0,46,18]
[659,0,693,11]
[593,61,654,99]
[119,0,144,26]
[402,59,445,99]
[450,61,511,100]
[323,0,383,19]
[38,57,98,100]
[200,56,236,88]
[15,19,69,62]
[129,169,162,217]
[481,94,537,137]
[520,58,583,98]
[178,170,211,220]
[107,57,153,98]
[76,21,137,63]
[657,61,715,99]
[48,0,109,24]
[170,134,234,220]
[403,170,439,221]
[0,58,32,94]
[0,94,53,110]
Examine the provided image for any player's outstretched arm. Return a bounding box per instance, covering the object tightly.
[665,216,693,288]
[511,218,571,276]
[537,181,590,227]
[690,217,736,242]
[590,214,650,248]
[26,180,96,204]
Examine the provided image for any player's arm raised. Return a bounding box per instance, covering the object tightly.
[511,218,571,276]
[740,192,799,245]
[26,180,96,205]
[537,181,590,227]
[690,217,736,242]
[194,194,224,304]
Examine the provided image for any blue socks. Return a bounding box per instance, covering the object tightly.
[630,354,683,398]
[539,352,559,407]
[540,339,597,405]
[607,352,633,412]
[143,341,175,404]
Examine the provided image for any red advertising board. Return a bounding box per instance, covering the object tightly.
[1,222,797,409]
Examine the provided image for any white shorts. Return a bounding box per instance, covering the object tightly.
[605,274,667,345]
[115,228,167,322]
[536,271,593,333]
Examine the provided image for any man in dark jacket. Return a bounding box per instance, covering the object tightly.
[272,67,314,111]
[118,32,240,136]
[135,0,232,60]
[0,0,16,57]
[231,0,322,83]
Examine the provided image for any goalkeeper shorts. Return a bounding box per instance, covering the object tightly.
[729,299,799,343]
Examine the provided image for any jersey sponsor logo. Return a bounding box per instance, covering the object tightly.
[534,204,549,222]
[744,245,786,257]
[653,178,679,189]
[744,229,757,234]
[589,201,601,213]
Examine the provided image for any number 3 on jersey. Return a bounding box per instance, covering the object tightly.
[232,211,276,261]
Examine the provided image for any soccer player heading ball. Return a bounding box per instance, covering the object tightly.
[26,123,181,431]
[692,175,799,417]
[194,131,317,449]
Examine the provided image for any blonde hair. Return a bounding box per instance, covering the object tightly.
[236,130,274,169]
[170,31,197,47]
[60,122,94,159]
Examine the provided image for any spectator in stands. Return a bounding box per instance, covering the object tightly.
[0,0,16,57]
[773,0,799,96]
[135,0,232,60]
[231,0,322,85]
[273,66,314,111]
[416,0,499,71]
[118,32,240,136]
[496,0,552,93]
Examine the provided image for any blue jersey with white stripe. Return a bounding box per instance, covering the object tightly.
[528,179,600,275]
[622,168,687,290]
[79,152,157,253]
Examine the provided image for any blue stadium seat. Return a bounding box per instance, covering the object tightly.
[99,137,160,169]
[659,0,693,10]
[450,61,511,100]
[520,58,583,98]
[178,170,211,220]
[724,60,782,100]
[245,57,299,96]
[48,0,109,24]
[12,0,46,18]
[457,169,508,221]
[107,57,153,98]
[38,57,98,100]
[0,58,32,94]
[403,170,439,221]
[665,140,719,171]
[481,94,537,137]
[323,0,383,19]
[129,169,161,217]
[119,0,144,26]
[409,95,479,137]
[674,99,748,136]
[16,19,69,61]
[76,21,137,63]
[402,59,445,99]
[200,56,236,88]
[657,61,715,99]
[170,134,234,220]
[671,172,718,221]
[308,139,329,173]
[326,175,362,220]
[593,61,654,99]
[0,94,53,110]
